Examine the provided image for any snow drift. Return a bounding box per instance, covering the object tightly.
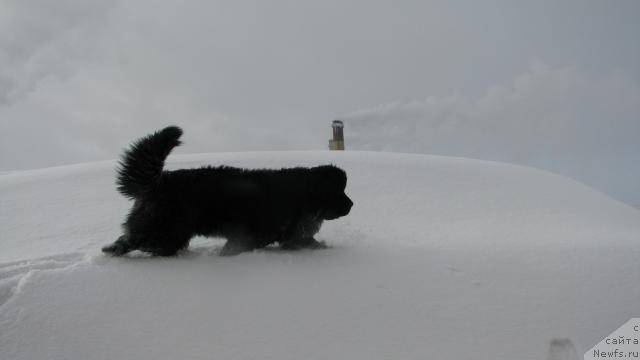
[1,151,639,360]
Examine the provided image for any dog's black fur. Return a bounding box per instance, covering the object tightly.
[102,126,353,256]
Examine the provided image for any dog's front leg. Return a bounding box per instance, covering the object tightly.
[302,237,328,249]
[102,235,134,256]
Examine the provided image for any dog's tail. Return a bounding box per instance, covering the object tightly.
[116,126,183,199]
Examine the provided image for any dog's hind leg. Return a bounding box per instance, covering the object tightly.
[140,232,192,257]
[220,234,258,256]
[102,235,135,256]
[147,247,181,257]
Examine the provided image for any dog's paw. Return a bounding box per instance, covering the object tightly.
[219,241,253,256]
[280,238,328,251]
[101,242,129,256]
[306,240,328,249]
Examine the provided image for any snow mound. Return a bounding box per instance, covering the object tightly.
[1,151,638,360]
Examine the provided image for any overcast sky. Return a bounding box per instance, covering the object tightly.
[0,0,638,171]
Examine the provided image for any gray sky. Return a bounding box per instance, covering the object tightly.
[1,0,639,171]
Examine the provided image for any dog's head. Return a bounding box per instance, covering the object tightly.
[309,165,353,220]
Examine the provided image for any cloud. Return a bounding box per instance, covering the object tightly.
[344,63,640,206]
[0,0,114,105]
[0,0,328,170]
[0,0,638,208]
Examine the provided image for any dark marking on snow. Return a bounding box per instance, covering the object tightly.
[547,338,578,360]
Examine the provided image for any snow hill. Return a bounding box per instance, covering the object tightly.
[1,151,639,360]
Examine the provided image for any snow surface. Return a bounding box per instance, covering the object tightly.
[1,151,639,360]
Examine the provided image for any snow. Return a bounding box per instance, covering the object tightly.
[1,151,639,360]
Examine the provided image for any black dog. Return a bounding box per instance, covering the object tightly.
[102,126,353,256]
